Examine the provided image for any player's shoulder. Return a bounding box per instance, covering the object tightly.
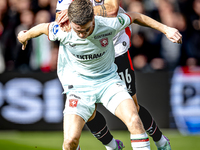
[94,16,116,26]
[49,22,59,33]
[95,13,130,28]
[48,21,70,42]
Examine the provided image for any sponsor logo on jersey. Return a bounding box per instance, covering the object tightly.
[58,0,63,3]
[53,24,59,35]
[122,41,127,46]
[69,43,76,47]
[94,32,112,39]
[100,38,108,47]
[117,15,125,25]
[94,0,103,3]
[72,50,107,60]
[69,99,78,108]
[69,94,80,99]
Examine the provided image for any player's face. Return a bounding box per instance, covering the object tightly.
[71,20,94,38]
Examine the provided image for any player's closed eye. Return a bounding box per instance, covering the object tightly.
[85,27,91,32]
[76,26,91,34]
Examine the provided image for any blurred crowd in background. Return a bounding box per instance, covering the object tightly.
[0,0,200,74]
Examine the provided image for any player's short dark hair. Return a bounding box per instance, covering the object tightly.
[68,0,94,25]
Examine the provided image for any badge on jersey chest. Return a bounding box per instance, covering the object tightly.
[100,38,108,47]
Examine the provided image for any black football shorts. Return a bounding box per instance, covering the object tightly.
[115,50,136,96]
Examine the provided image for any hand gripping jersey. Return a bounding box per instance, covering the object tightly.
[56,0,131,57]
[49,14,131,91]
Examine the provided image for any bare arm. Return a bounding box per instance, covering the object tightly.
[94,0,119,17]
[17,23,49,50]
[127,12,182,44]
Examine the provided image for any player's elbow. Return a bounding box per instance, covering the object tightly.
[39,23,50,36]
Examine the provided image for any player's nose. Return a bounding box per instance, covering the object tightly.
[79,33,86,38]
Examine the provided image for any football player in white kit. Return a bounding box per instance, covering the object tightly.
[17,0,182,150]
[55,0,182,150]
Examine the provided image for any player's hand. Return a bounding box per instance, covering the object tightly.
[165,26,182,44]
[56,9,68,24]
[60,20,71,32]
[17,30,28,50]
[56,10,71,32]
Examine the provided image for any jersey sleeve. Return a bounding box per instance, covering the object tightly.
[56,0,72,12]
[112,13,132,35]
[48,22,66,42]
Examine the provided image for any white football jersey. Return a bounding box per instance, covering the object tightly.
[49,13,131,88]
[56,0,131,57]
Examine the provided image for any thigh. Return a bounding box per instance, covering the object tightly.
[115,98,138,124]
[115,51,136,96]
[114,98,144,134]
[63,114,85,141]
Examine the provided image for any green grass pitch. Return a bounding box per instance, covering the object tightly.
[0,129,200,150]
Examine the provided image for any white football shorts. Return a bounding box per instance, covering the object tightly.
[63,78,132,122]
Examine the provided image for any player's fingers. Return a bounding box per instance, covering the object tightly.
[170,38,176,43]
[59,16,69,24]
[57,10,68,23]
[177,32,182,37]
[176,36,182,44]
[59,23,66,31]
[174,34,182,44]
[171,36,182,44]
[179,39,182,44]
[22,41,27,50]
[57,15,64,23]
[178,34,183,44]
[22,45,25,50]
[57,11,66,23]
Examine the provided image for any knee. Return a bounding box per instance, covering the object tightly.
[126,115,143,132]
[63,137,79,150]
[128,114,141,125]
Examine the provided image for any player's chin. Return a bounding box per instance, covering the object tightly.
[80,35,89,39]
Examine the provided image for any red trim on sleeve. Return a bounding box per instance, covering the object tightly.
[125,13,132,25]
[125,26,131,47]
